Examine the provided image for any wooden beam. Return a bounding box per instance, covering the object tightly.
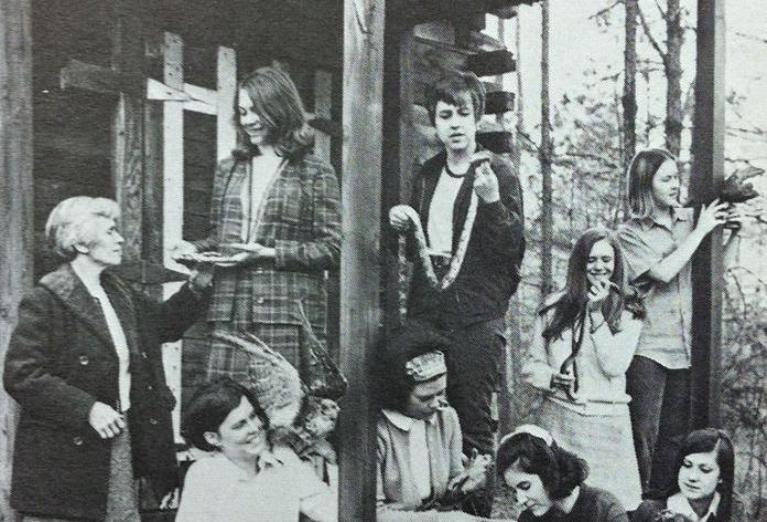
[0,1,33,521]
[689,0,726,428]
[338,0,385,520]
[216,45,237,162]
[159,32,185,442]
[382,19,415,332]
[395,0,537,26]
[110,0,145,263]
[60,58,143,97]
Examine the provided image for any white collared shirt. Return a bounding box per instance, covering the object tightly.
[73,265,131,411]
[176,448,337,522]
[666,491,721,522]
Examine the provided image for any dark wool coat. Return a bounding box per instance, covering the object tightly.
[193,152,341,341]
[405,149,526,327]
[4,264,206,520]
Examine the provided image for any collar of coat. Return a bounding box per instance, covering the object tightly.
[38,263,140,357]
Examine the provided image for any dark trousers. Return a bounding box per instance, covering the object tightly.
[626,355,691,497]
[443,317,505,517]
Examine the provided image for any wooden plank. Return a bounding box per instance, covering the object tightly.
[689,0,726,428]
[60,58,143,96]
[143,34,165,271]
[338,0,385,520]
[314,70,333,163]
[382,22,415,332]
[110,0,145,264]
[160,32,185,441]
[216,45,237,162]
[0,1,33,520]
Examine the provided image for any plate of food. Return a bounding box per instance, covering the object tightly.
[173,251,243,268]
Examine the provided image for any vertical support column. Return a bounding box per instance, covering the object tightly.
[690,0,726,428]
[0,1,33,520]
[339,0,385,520]
[110,0,145,263]
[382,17,415,333]
[160,32,185,439]
[216,46,237,162]
[314,69,341,361]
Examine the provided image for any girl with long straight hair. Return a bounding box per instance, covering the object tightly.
[523,228,644,510]
[171,66,341,385]
[616,148,740,497]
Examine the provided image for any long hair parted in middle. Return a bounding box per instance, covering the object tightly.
[540,228,642,342]
[233,66,313,160]
[625,148,677,219]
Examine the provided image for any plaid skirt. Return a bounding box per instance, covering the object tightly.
[536,399,642,511]
[207,321,303,383]
[22,425,140,522]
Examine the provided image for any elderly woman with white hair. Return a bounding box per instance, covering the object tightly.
[4,196,210,521]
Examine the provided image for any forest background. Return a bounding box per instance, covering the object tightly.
[482,1,767,519]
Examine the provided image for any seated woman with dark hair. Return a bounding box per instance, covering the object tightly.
[376,325,494,521]
[633,428,735,522]
[176,378,336,522]
[497,425,629,522]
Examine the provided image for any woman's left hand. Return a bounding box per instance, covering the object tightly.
[225,242,276,260]
[449,449,491,494]
[586,279,610,308]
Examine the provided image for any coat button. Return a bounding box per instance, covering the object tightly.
[141,351,148,359]
[256,297,265,304]
[149,418,159,426]
[146,384,153,391]
[73,436,83,446]
[79,355,89,366]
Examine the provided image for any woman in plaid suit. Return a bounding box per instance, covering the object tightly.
[173,66,341,382]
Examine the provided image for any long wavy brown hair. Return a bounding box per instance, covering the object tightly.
[232,66,313,161]
[540,228,643,341]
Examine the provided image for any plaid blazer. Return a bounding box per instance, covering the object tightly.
[194,153,341,332]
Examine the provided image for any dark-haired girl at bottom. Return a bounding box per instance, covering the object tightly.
[498,425,629,522]
[633,428,734,522]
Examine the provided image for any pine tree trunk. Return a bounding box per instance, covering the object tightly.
[623,0,638,166]
[540,0,553,297]
[620,0,638,223]
[665,0,684,157]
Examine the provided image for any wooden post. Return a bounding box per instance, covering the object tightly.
[338,0,385,520]
[689,0,726,428]
[0,1,33,520]
[381,14,413,333]
[110,0,146,263]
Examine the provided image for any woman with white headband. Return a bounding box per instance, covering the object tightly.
[497,425,629,522]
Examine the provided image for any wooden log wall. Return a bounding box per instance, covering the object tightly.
[0,2,33,520]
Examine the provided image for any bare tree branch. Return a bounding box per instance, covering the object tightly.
[735,31,767,45]
[637,4,666,62]
[588,0,622,21]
